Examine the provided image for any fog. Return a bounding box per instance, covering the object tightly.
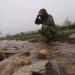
[0,0,75,35]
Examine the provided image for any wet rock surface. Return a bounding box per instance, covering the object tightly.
[0,40,75,75]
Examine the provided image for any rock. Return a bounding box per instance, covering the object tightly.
[13,60,68,75]
[45,61,58,75]
[37,49,48,59]
[1,40,75,75]
[0,50,21,58]
[18,56,31,66]
[13,60,48,75]
[0,55,30,75]
[0,52,6,61]
[45,60,67,75]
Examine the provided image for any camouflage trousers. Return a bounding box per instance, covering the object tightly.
[39,25,57,42]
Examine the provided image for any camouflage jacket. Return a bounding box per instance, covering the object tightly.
[41,15,57,38]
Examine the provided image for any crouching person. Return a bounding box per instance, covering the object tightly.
[35,8,57,43]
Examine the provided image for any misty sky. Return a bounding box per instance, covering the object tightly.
[0,0,75,35]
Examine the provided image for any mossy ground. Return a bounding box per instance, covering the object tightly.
[0,29,75,42]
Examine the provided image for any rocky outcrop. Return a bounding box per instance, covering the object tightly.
[13,60,68,75]
[0,41,75,75]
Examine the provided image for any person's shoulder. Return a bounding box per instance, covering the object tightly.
[48,14,53,18]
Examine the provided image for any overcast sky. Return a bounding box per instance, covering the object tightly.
[0,0,75,35]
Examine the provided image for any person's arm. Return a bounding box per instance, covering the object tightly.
[35,15,43,24]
